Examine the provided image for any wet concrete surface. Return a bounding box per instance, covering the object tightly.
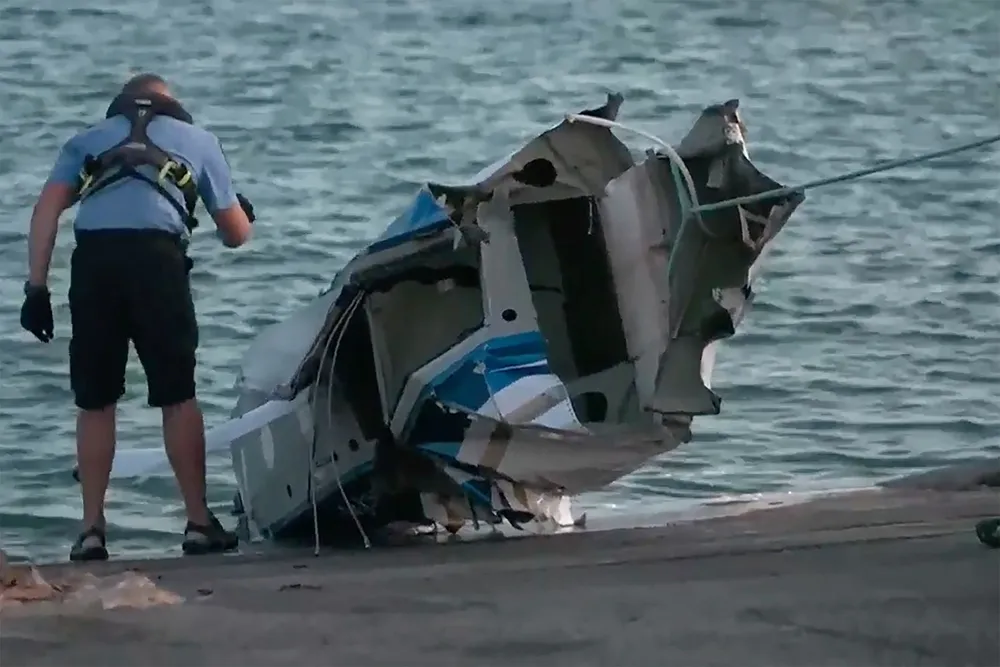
[1,480,998,666]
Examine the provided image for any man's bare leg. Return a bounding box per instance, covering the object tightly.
[77,405,116,529]
[162,398,212,527]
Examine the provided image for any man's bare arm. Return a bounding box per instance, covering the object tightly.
[27,182,76,287]
[199,135,253,248]
[212,203,253,248]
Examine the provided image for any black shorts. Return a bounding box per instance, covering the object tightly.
[69,229,199,410]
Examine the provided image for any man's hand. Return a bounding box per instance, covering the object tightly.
[20,283,54,343]
[236,193,255,223]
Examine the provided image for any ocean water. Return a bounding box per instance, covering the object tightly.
[0,0,997,563]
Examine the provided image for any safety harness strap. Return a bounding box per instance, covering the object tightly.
[77,94,200,232]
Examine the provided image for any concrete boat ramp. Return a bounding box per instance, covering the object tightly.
[1,462,998,666]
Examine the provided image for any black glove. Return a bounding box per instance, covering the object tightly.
[236,193,255,223]
[20,283,53,343]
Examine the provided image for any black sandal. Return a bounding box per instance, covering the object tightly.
[69,525,109,562]
[182,510,239,555]
[975,517,1000,548]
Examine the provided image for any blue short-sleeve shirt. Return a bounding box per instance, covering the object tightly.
[47,115,239,234]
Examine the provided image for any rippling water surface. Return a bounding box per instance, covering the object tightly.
[0,0,997,562]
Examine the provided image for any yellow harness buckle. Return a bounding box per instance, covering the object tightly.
[157,160,176,183]
[157,160,193,188]
[78,169,94,195]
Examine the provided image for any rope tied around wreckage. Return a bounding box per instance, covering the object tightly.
[690,132,1000,214]
[564,113,1000,216]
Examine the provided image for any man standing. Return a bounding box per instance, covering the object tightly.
[19,73,256,561]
